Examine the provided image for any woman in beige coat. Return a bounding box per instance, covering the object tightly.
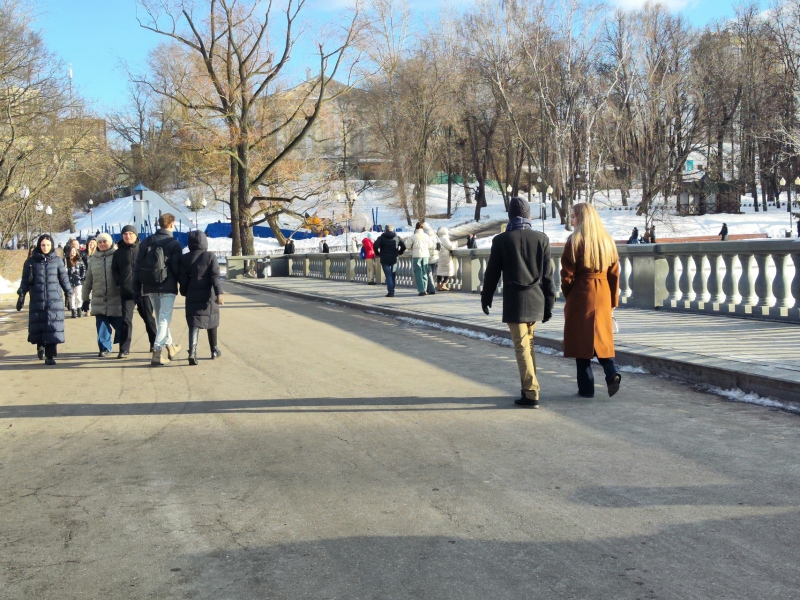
[82,233,123,357]
[560,203,621,398]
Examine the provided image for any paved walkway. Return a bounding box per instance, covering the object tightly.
[1,289,800,598]
[235,277,800,405]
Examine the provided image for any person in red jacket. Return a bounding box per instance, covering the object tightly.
[361,232,377,285]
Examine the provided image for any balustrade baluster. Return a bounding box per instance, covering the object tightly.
[706,252,724,304]
[678,255,694,303]
[691,252,710,303]
[551,257,561,300]
[620,256,632,300]
[721,253,740,306]
[477,258,486,294]
[790,252,800,309]
[665,255,681,303]
[737,253,758,306]
[771,252,792,309]
[753,253,774,308]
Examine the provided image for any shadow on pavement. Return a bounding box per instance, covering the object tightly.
[161,517,800,599]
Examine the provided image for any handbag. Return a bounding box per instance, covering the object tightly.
[612,311,620,334]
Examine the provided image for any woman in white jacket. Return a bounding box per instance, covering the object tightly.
[436,227,458,290]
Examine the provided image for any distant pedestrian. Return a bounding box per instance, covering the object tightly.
[797,219,800,238]
[82,233,123,358]
[16,234,73,365]
[649,225,656,243]
[406,222,432,296]
[361,232,377,285]
[719,223,728,241]
[481,198,556,409]
[82,236,97,269]
[133,213,183,366]
[283,238,295,255]
[627,227,639,244]
[423,222,439,295]
[373,224,406,297]
[112,225,157,358]
[561,202,622,399]
[322,240,330,254]
[436,227,458,291]
[64,246,85,318]
[179,231,224,365]
[349,236,359,253]
[466,233,478,249]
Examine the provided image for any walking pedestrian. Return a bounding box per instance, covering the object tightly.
[322,239,330,254]
[405,222,432,296]
[719,223,728,241]
[133,213,183,366]
[283,238,295,255]
[561,202,622,399]
[373,224,406,297]
[466,233,478,249]
[649,225,656,243]
[82,233,123,358]
[64,246,85,318]
[423,223,439,295]
[436,227,458,291]
[179,231,224,365]
[112,225,157,358]
[481,198,555,408]
[15,234,73,365]
[361,232,377,285]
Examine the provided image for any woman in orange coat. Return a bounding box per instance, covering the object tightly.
[561,203,622,398]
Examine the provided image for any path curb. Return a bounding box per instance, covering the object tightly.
[231,280,800,408]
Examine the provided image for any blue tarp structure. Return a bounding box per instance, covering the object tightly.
[204,222,318,240]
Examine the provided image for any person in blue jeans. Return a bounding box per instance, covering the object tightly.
[372,224,406,297]
[81,234,123,357]
[133,213,184,366]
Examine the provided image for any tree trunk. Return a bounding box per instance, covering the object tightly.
[267,213,286,246]
[229,155,241,256]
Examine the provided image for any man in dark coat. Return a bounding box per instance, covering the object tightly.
[372,224,406,297]
[112,224,157,358]
[16,234,73,364]
[481,198,556,408]
[284,238,295,254]
[179,230,224,365]
[719,223,729,241]
[133,213,184,366]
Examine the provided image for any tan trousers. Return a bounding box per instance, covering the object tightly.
[366,258,376,283]
[508,322,539,400]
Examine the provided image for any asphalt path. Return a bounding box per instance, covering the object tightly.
[1,288,798,599]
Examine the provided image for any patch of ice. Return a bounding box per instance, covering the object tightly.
[619,365,649,374]
[534,345,564,356]
[704,385,800,415]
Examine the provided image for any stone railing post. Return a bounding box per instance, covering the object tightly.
[664,254,681,304]
[619,255,632,303]
[303,255,310,277]
[753,253,774,308]
[460,251,481,293]
[678,255,694,303]
[346,254,356,282]
[324,255,331,280]
[721,253,740,307]
[626,246,668,309]
[706,252,724,304]
[737,252,758,307]
[790,251,800,310]
[691,252,710,305]
[771,252,792,312]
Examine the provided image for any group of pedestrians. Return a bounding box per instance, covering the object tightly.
[482,198,622,408]
[15,214,224,366]
[627,226,656,244]
[369,223,458,297]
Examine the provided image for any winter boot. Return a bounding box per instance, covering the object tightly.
[71,309,77,319]
[211,348,222,359]
[188,329,199,366]
[151,348,169,366]
[45,357,56,366]
[166,344,182,360]
[37,345,45,360]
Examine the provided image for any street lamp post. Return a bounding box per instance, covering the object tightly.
[35,201,44,238]
[88,199,94,235]
[45,205,52,237]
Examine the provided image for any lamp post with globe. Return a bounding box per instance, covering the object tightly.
[88,199,94,235]
[19,186,30,247]
[185,197,207,230]
[45,205,53,237]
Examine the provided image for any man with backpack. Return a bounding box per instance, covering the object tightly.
[373,224,406,297]
[133,213,183,366]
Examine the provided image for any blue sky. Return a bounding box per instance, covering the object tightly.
[34,0,759,112]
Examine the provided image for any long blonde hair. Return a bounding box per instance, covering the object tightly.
[568,202,618,271]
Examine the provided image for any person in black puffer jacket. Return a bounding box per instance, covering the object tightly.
[16,234,73,365]
[179,230,224,365]
[112,225,157,358]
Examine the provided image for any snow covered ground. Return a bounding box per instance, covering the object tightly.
[0,274,19,294]
[52,183,799,254]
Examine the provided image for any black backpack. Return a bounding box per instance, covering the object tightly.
[138,238,169,286]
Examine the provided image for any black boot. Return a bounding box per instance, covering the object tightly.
[77,309,82,318]
[71,309,77,318]
[188,327,199,366]
[37,345,45,360]
[211,347,222,359]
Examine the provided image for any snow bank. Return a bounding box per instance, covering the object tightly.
[704,386,800,414]
[0,274,20,294]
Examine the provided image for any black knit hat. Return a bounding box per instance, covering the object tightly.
[508,197,530,219]
[121,224,137,235]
